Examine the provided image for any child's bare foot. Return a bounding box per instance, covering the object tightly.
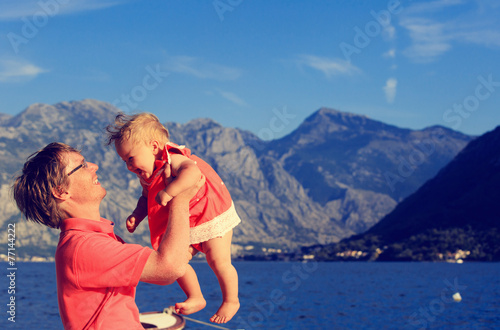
[210,300,240,324]
[174,296,206,315]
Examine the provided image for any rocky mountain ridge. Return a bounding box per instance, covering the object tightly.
[0,100,472,257]
[306,126,500,261]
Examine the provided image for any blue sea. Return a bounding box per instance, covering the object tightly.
[2,261,499,329]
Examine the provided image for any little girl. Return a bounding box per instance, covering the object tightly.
[105,113,241,324]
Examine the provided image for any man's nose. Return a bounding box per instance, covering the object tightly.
[88,162,99,172]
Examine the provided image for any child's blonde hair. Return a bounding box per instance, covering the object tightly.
[105,112,170,146]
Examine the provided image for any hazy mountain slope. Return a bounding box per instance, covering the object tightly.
[314,126,500,261]
[267,108,471,201]
[262,108,472,231]
[366,126,500,240]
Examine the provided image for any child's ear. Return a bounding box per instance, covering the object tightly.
[150,140,161,155]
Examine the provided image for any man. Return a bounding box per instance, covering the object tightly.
[12,142,203,329]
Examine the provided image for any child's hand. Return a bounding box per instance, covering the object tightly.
[156,189,173,206]
[126,214,142,233]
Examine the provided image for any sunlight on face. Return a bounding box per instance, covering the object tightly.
[115,139,159,180]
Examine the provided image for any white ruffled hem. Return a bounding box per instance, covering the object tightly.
[190,201,241,245]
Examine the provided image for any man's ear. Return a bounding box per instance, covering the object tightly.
[52,186,69,201]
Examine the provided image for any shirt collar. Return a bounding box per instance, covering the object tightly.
[60,217,115,235]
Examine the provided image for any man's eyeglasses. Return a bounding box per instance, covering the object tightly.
[67,160,88,176]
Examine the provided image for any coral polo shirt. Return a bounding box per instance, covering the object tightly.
[55,218,153,329]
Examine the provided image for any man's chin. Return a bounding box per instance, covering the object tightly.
[100,188,107,199]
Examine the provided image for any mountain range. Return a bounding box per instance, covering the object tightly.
[307,126,500,261]
[0,100,472,257]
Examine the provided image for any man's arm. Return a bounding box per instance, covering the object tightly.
[140,176,204,284]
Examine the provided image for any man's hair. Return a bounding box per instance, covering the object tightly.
[105,112,170,147]
[12,142,79,229]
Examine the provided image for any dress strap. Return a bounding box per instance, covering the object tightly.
[164,142,191,162]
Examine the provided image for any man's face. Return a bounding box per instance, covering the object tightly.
[65,152,106,203]
[115,139,159,180]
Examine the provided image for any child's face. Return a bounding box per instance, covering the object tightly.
[115,139,160,180]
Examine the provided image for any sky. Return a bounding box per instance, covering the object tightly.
[0,0,499,140]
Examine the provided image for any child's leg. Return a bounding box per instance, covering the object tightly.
[174,263,206,315]
[203,230,239,324]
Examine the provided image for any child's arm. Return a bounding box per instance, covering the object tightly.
[127,190,148,233]
[156,154,202,206]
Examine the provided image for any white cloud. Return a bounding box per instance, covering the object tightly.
[383,49,396,59]
[399,0,500,62]
[0,0,128,21]
[296,55,361,78]
[217,90,248,107]
[0,58,47,82]
[383,78,397,104]
[382,25,396,41]
[400,18,451,63]
[403,0,465,15]
[164,55,241,81]
[453,29,500,47]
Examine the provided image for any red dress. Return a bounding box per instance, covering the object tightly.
[138,143,241,252]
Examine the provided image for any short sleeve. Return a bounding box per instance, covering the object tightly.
[74,233,153,289]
